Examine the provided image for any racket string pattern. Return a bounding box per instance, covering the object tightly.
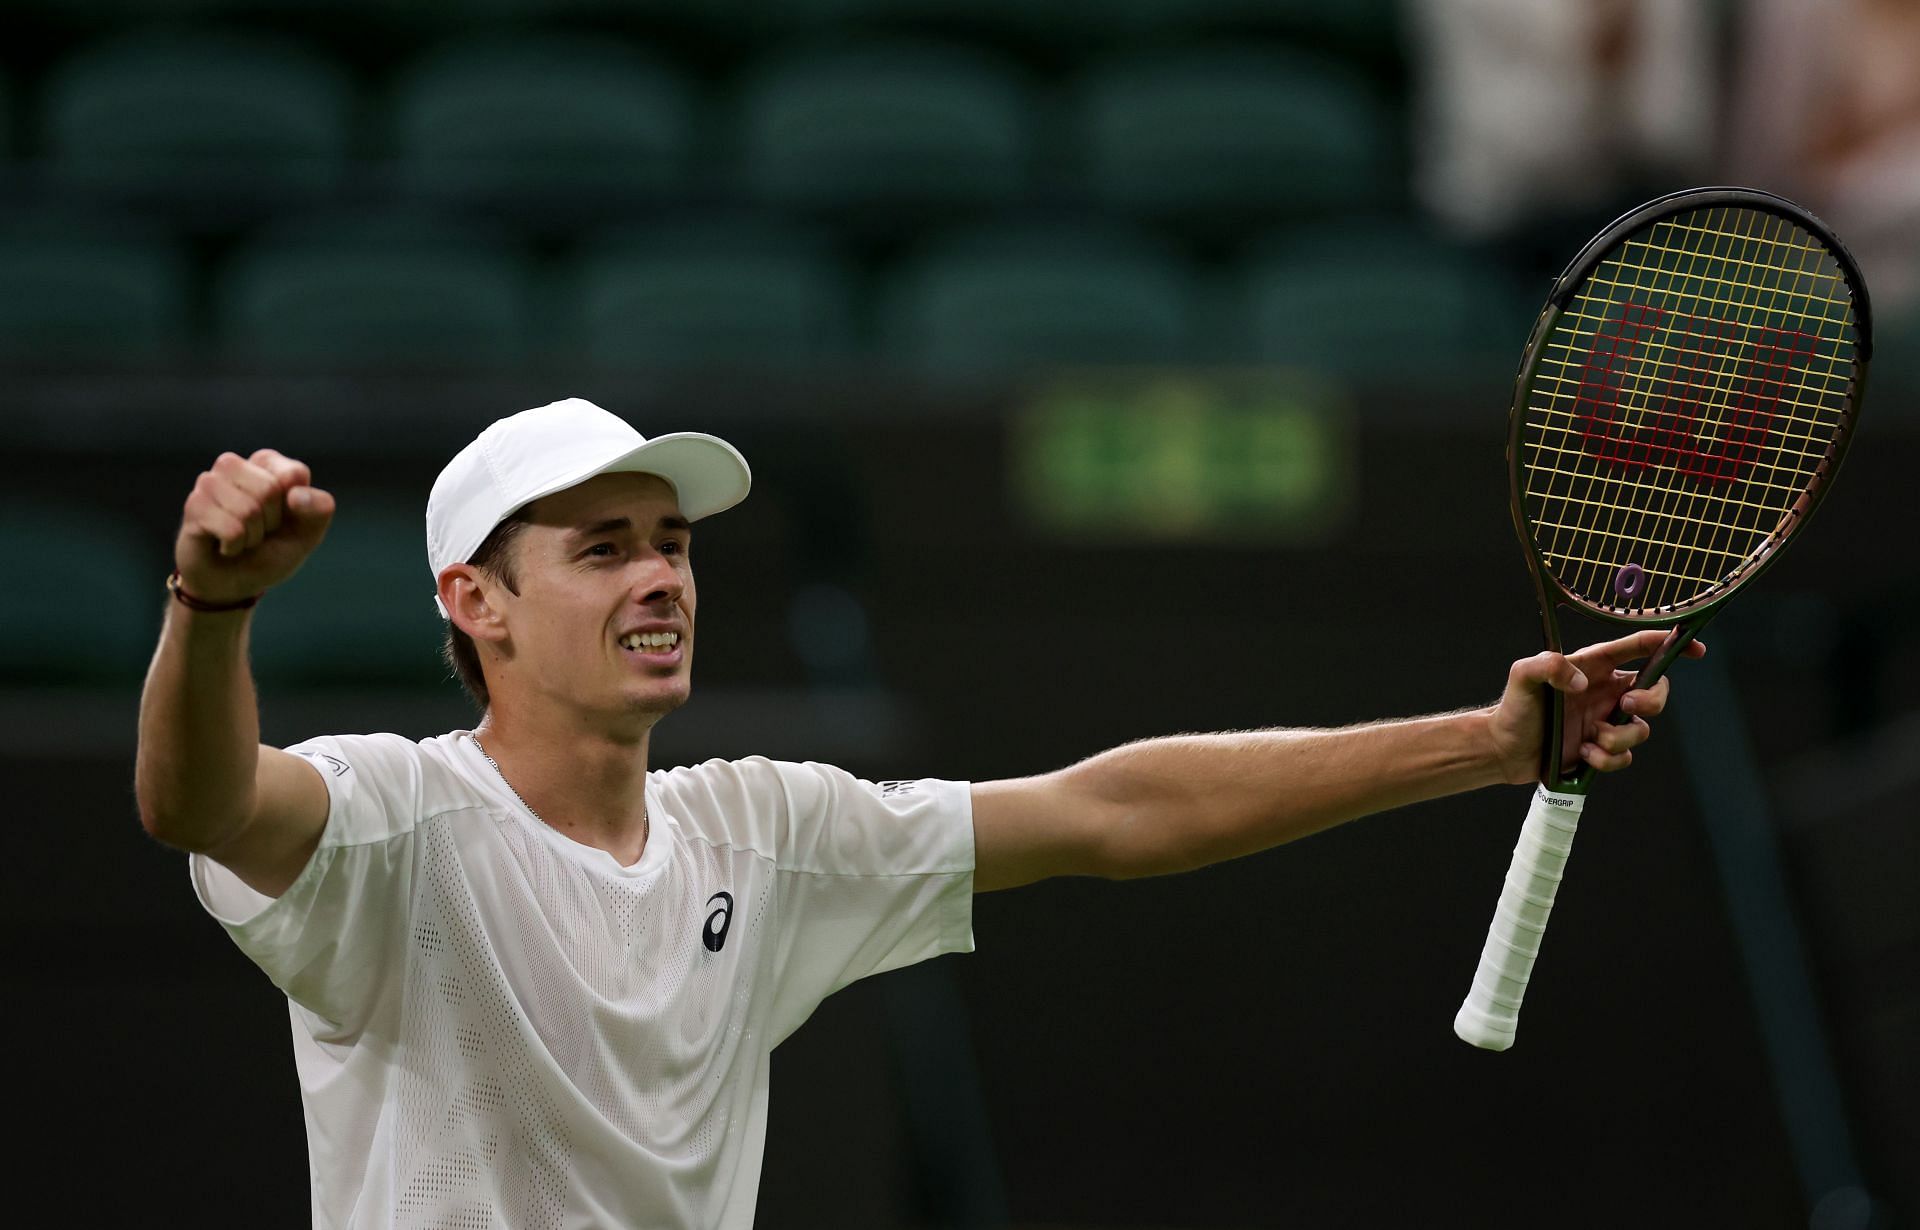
[1520,206,1860,616]
[1572,307,1808,486]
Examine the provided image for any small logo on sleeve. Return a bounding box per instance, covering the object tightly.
[702,892,734,953]
[877,780,919,798]
[298,751,351,777]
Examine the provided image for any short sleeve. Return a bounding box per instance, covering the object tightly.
[758,761,975,1043]
[188,732,424,1040]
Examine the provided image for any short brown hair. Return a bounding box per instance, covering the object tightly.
[442,511,531,712]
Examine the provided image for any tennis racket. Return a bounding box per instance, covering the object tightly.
[1452,187,1872,1051]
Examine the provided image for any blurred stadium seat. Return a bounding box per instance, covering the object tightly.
[1112,0,1400,42]
[765,0,1052,42]
[0,503,154,684]
[1074,48,1398,225]
[215,213,533,367]
[40,30,353,222]
[1876,309,1920,404]
[1237,223,1530,385]
[0,215,192,363]
[737,41,1032,222]
[414,0,724,21]
[249,496,447,686]
[391,34,695,226]
[881,220,1197,371]
[563,216,856,370]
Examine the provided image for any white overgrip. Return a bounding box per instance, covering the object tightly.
[1453,784,1587,1050]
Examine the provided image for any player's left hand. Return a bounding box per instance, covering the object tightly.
[1487,629,1707,785]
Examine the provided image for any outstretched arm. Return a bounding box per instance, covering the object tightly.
[971,629,1702,892]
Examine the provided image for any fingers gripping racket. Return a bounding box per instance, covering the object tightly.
[1453,187,1872,1050]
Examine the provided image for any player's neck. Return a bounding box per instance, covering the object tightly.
[472,707,654,867]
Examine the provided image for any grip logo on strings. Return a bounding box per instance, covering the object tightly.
[1571,303,1812,486]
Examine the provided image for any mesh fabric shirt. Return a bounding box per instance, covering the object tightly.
[188,731,975,1229]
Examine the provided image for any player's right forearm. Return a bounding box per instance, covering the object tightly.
[141,447,335,850]
[135,602,263,851]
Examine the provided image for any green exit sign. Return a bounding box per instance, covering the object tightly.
[1013,376,1353,543]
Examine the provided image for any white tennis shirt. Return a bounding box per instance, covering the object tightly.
[188,731,976,1229]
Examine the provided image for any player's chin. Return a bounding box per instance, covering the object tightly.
[623,676,691,716]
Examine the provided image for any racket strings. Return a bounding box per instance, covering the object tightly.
[1572,210,1802,597]
[1519,204,1859,614]
[1531,211,1758,607]
[1543,317,1851,414]
[1528,412,1836,475]
[1650,213,1824,586]
[1620,211,1845,601]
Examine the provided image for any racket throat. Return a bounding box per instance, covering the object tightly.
[1540,623,1705,793]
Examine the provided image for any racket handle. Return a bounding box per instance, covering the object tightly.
[1453,784,1587,1051]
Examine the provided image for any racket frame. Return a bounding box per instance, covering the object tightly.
[1505,186,1873,792]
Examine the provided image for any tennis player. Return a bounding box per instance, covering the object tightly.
[135,397,1695,1229]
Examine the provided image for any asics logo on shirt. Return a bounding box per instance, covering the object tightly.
[703,892,734,953]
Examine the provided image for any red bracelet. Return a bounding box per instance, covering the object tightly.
[166,570,262,613]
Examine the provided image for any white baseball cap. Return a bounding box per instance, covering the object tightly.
[426,397,751,616]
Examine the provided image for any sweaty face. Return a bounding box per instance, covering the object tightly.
[491,472,697,724]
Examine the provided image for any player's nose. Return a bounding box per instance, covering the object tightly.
[630,553,684,607]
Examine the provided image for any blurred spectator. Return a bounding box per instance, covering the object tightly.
[1728,0,1920,317]
[1408,0,1717,240]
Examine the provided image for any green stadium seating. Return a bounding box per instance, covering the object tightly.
[563,217,856,369]
[1874,307,1920,403]
[881,221,1197,371]
[375,0,720,21]
[1074,49,1399,224]
[0,503,155,684]
[737,42,1032,219]
[249,496,448,686]
[759,0,1050,40]
[216,214,533,367]
[392,35,695,224]
[41,31,352,214]
[760,0,1400,48]
[1238,224,1531,386]
[1111,0,1401,43]
[0,218,192,363]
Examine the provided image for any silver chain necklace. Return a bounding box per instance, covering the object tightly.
[471,735,648,838]
[472,735,542,820]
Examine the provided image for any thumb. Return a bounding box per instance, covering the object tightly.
[284,485,336,537]
[1514,649,1587,695]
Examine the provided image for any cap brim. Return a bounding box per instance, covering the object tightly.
[592,432,753,522]
[513,431,752,523]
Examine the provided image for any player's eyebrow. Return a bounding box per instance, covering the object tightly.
[566,515,692,543]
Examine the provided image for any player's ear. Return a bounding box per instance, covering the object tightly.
[440,564,509,645]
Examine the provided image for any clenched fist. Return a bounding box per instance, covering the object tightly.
[174,449,335,606]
